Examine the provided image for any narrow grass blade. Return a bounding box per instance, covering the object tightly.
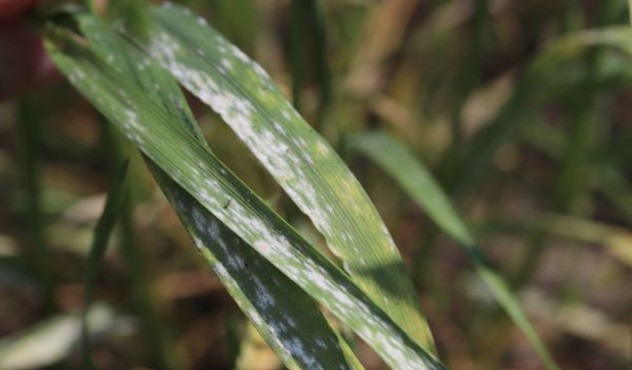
[125,4,435,350]
[290,0,331,122]
[443,26,632,195]
[81,160,128,369]
[529,27,632,73]
[76,16,363,370]
[349,132,561,370]
[43,23,444,370]
[17,97,54,311]
[290,0,308,110]
[490,214,632,268]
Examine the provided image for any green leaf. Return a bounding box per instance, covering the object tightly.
[289,0,331,122]
[75,16,363,370]
[43,25,445,370]
[529,27,632,74]
[124,3,435,351]
[348,131,561,370]
[156,170,364,370]
[491,213,632,268]
[82,160,129,369]
[443,26,632,194]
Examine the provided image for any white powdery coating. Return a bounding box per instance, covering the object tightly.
[220,58,232,72]
[149,33,337,241]
[102,94,147,146]
[180,198,337,369]
[190,207,211,251]
[174,171,392,369]
[285,337,320,370]
[204,195,298,266]
[251,275,276,309]
[146,16,430,369]
[74,68,86,81]
[291,258,430,370]
[124,110,142,133]
[148,26,399,262]
[68,55,148,150]
[183,152,428,369]
[152,32,180,61]
[208,261,295,365]
[360,329,427,370]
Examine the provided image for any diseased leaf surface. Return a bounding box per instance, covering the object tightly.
[124,4,435,350]
[44,17,445,370]
[76,16,360,370]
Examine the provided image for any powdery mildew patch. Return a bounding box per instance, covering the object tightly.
[169,188,349,370]
[49,17,442,370]
[50,23,356,370]
[143,8,433,350]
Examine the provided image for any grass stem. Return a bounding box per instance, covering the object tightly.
[17,96,54,312]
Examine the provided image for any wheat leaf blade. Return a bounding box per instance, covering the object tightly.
[43,23,445,370]
[74,16,362,370]
[124,4,434,349]
[349,132,560,370]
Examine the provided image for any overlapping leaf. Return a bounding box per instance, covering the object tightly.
[123,4,435,350]
[43,16,444,370]
[349,132,560,370]
[75,16,361,370]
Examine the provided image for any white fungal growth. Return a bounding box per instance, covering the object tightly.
[149,17,374,261]
[196,16,207,26]
[252,276,276,309]
[141,10,433,369]
[231,44,251,65]
[176,199,343,368]
[221,58,232,71]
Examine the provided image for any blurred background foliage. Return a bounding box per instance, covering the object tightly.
[0,0,630,369]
